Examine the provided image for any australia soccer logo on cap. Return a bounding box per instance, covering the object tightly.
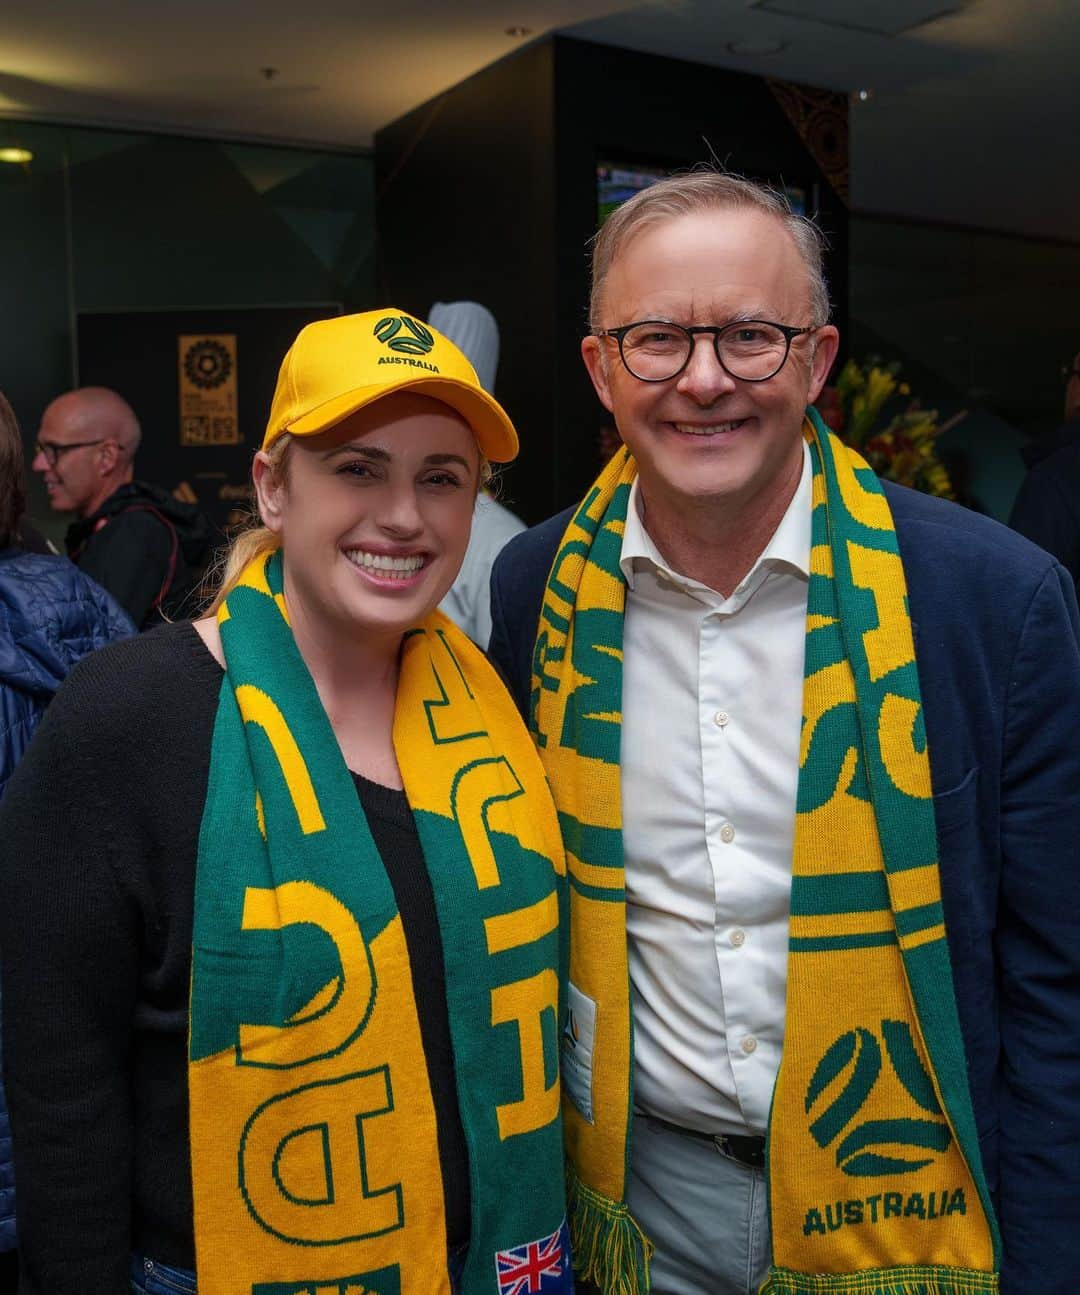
[373,314,435,356]
[494,1218,573,1294]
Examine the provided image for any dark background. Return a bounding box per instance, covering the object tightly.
[5,37,1077,529]
[77,305,339,528]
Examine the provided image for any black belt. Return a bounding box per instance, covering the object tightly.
[643,1113,766,1169]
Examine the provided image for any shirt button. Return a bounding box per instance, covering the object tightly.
[741,1035,758,1055]
[720,822,735,844]
[730,928,746,948]
[714,709,730,728]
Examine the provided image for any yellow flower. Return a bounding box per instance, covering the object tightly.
[866,368,897,407]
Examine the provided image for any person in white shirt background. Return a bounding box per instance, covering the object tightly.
[429,301,525,647]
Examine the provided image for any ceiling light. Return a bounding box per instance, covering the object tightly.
[726,39,786,55]
[505,26,532,37]
[0,146,32,165]
[855,88,873,101]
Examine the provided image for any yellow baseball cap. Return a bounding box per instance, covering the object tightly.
[263,308,519,461]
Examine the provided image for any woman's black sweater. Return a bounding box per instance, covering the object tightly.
[0,621,469,1294]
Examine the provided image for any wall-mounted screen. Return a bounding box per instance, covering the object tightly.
[783,183,808,216]
[598,159,808,225]
[597,162,670,225]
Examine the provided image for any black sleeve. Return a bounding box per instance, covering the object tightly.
[78,511,175,628]
[488,554,530,719]
[0,664,144,1293]
[488,511,572,721]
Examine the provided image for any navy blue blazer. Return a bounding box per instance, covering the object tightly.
[489,481,1080,1295]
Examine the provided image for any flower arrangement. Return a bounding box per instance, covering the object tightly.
[818,358,962,499]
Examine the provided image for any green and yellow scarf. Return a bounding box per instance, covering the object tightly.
[532,411,1000,1295]
[189,549,572,1294]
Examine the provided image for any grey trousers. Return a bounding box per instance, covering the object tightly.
[625,1113,771,1295]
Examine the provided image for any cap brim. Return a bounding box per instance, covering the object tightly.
[282,376,518,462]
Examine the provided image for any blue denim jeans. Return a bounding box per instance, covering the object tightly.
[130,1256,196,1295]
[131,1245,469,1293]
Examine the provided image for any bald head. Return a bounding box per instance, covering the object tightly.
[33,386,141,516]
[45,387,141,457]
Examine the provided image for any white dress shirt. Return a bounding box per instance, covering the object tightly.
[619,444,812,1134]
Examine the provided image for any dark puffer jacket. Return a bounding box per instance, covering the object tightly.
[0,547,134,1251]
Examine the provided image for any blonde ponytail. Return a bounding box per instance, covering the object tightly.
[200,434,292,616]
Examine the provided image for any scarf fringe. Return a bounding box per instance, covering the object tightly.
[760,1264,999,1295]
[567,1166,654,1295]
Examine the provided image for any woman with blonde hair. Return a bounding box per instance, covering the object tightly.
[0,313,571,1295]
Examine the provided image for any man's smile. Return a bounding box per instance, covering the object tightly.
[669,418,750,437]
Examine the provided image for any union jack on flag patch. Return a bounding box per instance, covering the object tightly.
[494,1218,572,1295]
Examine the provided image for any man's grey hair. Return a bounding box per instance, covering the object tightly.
[589,169,831,331]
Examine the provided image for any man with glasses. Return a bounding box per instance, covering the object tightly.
[489,172,1080,1294]
[32,386,212,628]
[1009,348,1080,595]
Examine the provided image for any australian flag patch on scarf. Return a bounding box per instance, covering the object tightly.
[494,1218,573,1294]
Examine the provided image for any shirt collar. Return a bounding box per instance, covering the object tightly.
[619,440,813,596]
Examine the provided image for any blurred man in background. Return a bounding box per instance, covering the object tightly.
[32,387,212,628]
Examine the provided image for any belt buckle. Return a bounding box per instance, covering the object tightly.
[713,1133,736,1161]
[712,1132,764,1169]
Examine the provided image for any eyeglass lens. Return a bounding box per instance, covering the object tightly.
[35,439,99,465]
[619,321,792,382]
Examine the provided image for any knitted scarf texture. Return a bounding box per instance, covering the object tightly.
[190,549,572,1294]
[531,412,999,1295]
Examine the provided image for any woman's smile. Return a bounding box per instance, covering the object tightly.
[342,545,429,587]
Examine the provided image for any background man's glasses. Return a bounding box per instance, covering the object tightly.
[34,438,106,467]
[596,319,818,383]
[1062,365,1080,384]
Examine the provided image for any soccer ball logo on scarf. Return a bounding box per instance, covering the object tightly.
[805,1020,952,1176]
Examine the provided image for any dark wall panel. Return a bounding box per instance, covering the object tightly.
[376,41,558,521]
[77,305,339,528]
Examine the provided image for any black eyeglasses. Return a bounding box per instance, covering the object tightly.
[34,438,106,467]
[1062,365,1080,384]
[596,319,818,384]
